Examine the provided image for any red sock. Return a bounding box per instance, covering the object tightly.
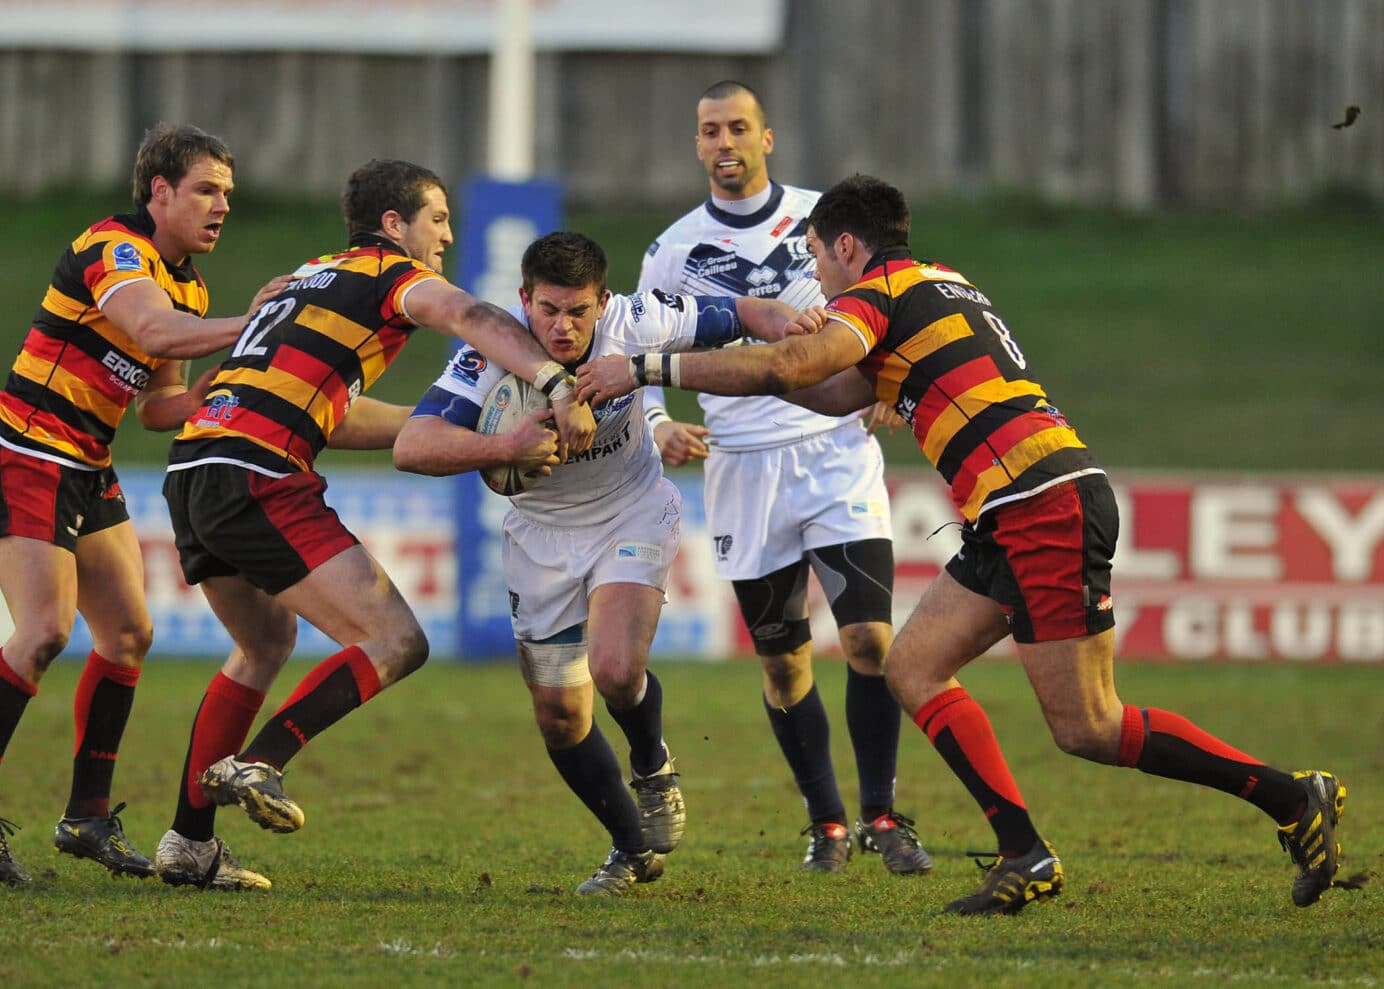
[185,673,266,809]
[914,686,1038,856]
[242,646,381,769]
[66,651,141,818]
[1117,704,1300,821]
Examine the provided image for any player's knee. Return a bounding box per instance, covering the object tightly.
[20,621,71,673]
[397,624,430,677]
[108,618,155,664]
[1048,718,1119,764]
[591,658,644,707]
[840,624,890,675]
[535,707,586,748]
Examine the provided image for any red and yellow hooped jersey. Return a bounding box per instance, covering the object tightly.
[0,208,203,469]
[826,252,1101,522]
[170,237,441,475]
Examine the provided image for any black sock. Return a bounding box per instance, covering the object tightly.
[547,721,646,852]
[764,684,845,824]
[604,669,667,777]
[845,666,900,821]
[0,677,32,765]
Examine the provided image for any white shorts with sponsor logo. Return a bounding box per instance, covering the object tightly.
[705,420,891,581]
[502,476,682,641]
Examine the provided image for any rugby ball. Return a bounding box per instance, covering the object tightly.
[475,371,553,496]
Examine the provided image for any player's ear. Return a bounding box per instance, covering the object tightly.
[763,126,774,156]
[596,289,612,315]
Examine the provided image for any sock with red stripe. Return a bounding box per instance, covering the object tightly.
[547,721,646,852]
[765,683,846,825]
[241,646,381,770]
[1117,704,1301,823]
[0,649,36,765]
[64,651,141,819]
[914,686,1039,857]
[172,673,266,842]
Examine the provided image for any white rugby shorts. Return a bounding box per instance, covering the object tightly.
[502,476,682,641]
[704,420,891,581]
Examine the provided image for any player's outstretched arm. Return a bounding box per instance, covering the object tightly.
[102,273,296,359]
[403,279,594,455]
[328,396,414,451]
[782,366,879,417]
[576,322,864,405]
[394,408,558,478]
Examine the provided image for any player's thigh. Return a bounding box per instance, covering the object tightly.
[1016,630,1122,755]
[888,570,1010,713]
[0,533,78,672]
[503,514,591,641]
[587,582,665,677]
[276,543,419,647]
[74,519,152,663]
[198,574,299,686]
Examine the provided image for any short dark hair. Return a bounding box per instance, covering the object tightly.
[699,79,767,127]
[807,174,911,254]
[132,123,234,206]
[341,159,446,244]
[521,231,608,296]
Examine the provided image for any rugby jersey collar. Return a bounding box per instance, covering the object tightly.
[703,181,786,230]
[349,232,406,254]
[862,246,914,276]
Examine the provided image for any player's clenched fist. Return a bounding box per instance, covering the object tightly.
[575,355,639,405]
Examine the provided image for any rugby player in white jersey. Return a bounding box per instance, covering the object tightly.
[636,81,932,875]
[393,231,797,895]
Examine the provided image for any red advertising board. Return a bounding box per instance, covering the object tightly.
[741,472,1384,664]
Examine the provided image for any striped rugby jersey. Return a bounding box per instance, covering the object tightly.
[825,250,1103,522]
[168,235,441,476]
[0,207,205,469]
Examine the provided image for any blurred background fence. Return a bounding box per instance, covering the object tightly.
[1,0,1380,209]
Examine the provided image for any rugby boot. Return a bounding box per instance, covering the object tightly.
[199,755,305,833]
[53,802,154,877]
[800,821,851,873]
[575,847,665,896]
[855,811,934,875]
[0,817,32,886]
[155,830,271,891]
[943,838,1064,915]
[1278,769,1347,907]
[630,756,686,854]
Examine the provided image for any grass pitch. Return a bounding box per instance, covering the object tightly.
[1,658,1379,987]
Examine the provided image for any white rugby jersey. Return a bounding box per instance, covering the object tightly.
[638,181,861,451]
[411,291,744,526]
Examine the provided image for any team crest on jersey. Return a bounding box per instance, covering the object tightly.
[112,242,143,272]
[646,240,661,258]
[448,349,487,384]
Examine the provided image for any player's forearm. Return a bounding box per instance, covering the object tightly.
[393,416,514,476]
[733,297,798,342]
[136,386,202,431]
[329,397,411,450]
